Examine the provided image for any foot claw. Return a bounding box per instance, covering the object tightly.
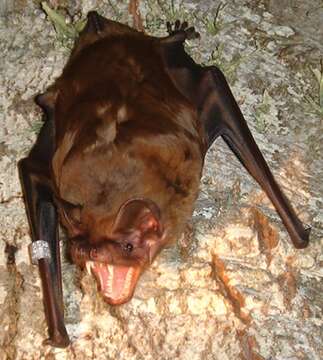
[166,21,172,33]
[181,21,188,30]
[166,20,200,41]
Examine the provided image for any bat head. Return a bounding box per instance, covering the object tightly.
[70,198,166,305]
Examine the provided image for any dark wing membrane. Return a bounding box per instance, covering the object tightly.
[18,109,69,347]
[159,31,310,248]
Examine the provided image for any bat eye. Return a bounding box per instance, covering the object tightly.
[124,243,133,252]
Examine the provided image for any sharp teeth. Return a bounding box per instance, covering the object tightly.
[102,266,135,300]
[127,267,134,281]
[107,265,114,276]
[107,265,114,295]
[86,261,94,275]
[98,273,104,291]
[122,267,134,296]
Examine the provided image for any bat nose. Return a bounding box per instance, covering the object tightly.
[69,239,91,265]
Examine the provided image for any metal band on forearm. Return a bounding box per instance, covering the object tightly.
[29,240,51,265]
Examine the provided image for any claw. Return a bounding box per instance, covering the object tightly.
[165,20,200,41]
[181,21,188,30]
[166,21,172,33]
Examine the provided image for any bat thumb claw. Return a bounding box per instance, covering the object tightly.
[43,332,70,348]
[291,225,311,249]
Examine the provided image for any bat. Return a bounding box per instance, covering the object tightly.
[18,12,310,347]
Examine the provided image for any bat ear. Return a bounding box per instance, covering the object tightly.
[58,198,83,237]
[113,198,162,236]
[84,11,109,34]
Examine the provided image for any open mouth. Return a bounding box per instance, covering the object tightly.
[86,261,141,305]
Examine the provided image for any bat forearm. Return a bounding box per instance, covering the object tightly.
[39,259,69,347]
[19,158,70,347]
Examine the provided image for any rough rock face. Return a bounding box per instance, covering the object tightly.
[0,1,322,359]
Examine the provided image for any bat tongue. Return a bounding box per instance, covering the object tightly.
[88,262,140,304]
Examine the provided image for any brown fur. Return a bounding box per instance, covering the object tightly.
[51,26,205,255]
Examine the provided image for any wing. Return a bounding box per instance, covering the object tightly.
[18,10,129,346]
[160,22,310,249]
[18,91,70,347]
[18,12,156,347]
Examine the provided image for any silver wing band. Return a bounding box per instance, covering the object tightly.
[29,240,51,265]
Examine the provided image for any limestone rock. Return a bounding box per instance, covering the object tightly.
[1,1,322,359]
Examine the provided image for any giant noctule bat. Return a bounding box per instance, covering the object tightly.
[19,12,310,347]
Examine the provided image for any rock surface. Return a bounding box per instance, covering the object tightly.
[0,1,322,359]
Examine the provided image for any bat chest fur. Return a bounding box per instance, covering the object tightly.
[54,127,202,242]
